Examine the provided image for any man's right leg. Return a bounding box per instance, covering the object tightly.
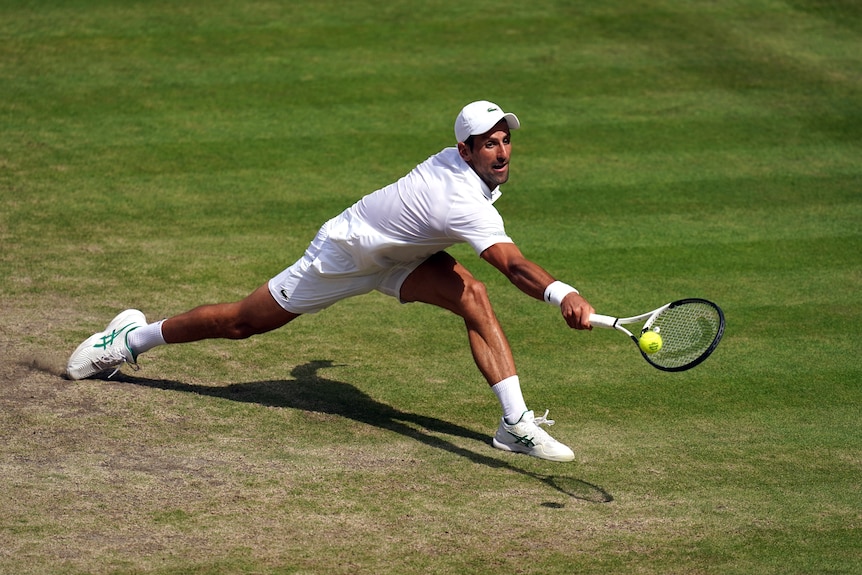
[160,282,300,344]
[67,283,299,380]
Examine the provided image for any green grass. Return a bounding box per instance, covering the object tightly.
[1,0,860,574]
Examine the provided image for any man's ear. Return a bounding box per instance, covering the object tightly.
[457,141,471,162]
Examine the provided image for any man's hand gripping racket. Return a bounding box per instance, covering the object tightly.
[589,298,725,372]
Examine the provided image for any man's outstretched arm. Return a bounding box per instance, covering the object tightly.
[480,242,595,330]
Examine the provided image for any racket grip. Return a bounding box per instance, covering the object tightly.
[589,313,617,329]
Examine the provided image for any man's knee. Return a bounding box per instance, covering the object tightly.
[226,322,258,340]
[213,310,258,340]
[225,283,298,338]
[458,276,493,314]
[222,313,287,339]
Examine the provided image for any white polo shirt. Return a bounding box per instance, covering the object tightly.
[269,147,516,313]
[327,146,514,272]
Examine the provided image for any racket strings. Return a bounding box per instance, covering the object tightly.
[648,302,722,369]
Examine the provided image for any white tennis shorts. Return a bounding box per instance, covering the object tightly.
[267,218,425,315]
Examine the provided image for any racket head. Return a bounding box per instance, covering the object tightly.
[639,298,725,372]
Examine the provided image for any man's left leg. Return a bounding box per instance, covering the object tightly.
[399,252,574,462]
[400,252,515,385]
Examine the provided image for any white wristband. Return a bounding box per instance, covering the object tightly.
[543,281,579,307]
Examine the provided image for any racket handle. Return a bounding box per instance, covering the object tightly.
[589,313,617,329]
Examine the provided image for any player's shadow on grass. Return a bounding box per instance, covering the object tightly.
[114,359,612,504]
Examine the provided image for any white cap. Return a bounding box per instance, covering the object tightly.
[454,100,520,143]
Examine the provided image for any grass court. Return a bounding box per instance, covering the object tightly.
[1,1,860,573]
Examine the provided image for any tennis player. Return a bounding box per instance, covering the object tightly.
[67,100,595,462]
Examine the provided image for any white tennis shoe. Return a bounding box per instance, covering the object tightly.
[492,409,575,462]
[66,309,147,380]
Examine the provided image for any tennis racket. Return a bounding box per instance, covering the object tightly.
[589,298,725,372]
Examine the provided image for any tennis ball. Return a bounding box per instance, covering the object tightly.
[639,330,663,354]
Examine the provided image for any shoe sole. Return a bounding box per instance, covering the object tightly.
[492,437,575,463]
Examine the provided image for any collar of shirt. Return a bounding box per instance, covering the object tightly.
[477,175,502,204]
[454,148,504,204]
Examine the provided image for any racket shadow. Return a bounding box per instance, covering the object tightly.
[537,474,614,503]
[109,359,613,504]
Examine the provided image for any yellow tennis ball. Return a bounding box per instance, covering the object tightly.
[639,330,663,354]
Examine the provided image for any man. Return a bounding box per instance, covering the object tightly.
[67,100,595,462]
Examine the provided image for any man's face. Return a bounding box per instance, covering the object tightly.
[458,120,512,189]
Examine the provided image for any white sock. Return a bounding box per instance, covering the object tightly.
[492,375,528,424]
[127,319,167,357]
